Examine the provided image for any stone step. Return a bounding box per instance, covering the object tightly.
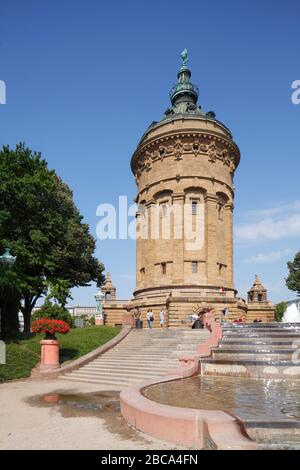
[221,337,299,343]
[104,346,181,351]
[59,328,209,386]
[223,328,300,332]
[80,364,175,373]
[92,354,179,360]
[110,345,189,350]
[103,350,179,356]
[200,358,300,379]
[219,343,297,350]
[223,323,300,328]
[88,360,178,367]
[68,369,166,380]
[86,359,178,366]
[223,334,300,339]
[214,348,296,354]
[201,357,297,366]
[212,351,294,361]
[60,375,142,386]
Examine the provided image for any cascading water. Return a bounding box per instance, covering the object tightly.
[282,300,300,323]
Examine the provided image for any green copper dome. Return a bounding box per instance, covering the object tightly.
[143,50,231,137]
[170,49,199,106]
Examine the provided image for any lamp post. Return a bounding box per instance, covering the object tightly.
[0,248,16,268]
[0,248,16,334]
[95,289,104,326]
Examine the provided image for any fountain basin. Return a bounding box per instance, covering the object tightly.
[143,375,300,448]
[120,374,257,450]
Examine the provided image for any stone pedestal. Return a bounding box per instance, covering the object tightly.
[40,339,60,371]
[95,317,104,326]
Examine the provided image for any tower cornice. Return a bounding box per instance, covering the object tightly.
[131,129,240,178]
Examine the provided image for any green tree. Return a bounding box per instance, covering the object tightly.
[274,301,288,323]
[0,266,20,336]
[0,143,105,332]
[286,251,300,295]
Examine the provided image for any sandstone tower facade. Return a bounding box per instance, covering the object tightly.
[102,51,274,326]
[130,51,248,325]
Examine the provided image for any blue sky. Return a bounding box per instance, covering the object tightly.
[1,0,299,305]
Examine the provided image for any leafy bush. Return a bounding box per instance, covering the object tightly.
[79,313,95,327]
[31,301,74,327]
[274,301,288,322]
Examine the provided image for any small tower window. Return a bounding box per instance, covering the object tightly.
[161,203,167,217]
[218,264,225,276]
[218,203,223,220]
[162,263,167,275]
[192,201,197,215]
[105,291,111,301]
[258,294,263,302]
[192,261,198,273]
[140,267,145,276]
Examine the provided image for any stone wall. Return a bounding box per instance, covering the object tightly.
[131,115,241,313]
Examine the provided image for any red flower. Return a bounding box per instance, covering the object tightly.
[31,319,70,335]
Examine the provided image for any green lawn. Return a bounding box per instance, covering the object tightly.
[0,326,121,382]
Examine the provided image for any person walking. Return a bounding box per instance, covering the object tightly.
[147,309,154,329]
[159,309,165,328]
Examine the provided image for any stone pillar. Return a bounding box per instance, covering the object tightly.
[136,210,142,287]
[224,202,234,289]
[172,192,185,284]
[146,199,156,288]
[205,194,218,285]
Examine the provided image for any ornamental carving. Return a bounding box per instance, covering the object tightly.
[159,146,165,159]
[200,142,209,152]
[228,158,235,174]
[183,142,192,152]
[166,145,174,155]
[207,142,217,162]
[144,151,152,171]
[220,148,229,160]
[132,134,239,174]
[174,139,183,160]
[192,139,200,156]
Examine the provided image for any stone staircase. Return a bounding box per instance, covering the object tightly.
[201,322,300,378]
[59,328,209,388]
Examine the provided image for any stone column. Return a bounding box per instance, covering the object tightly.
[145,199,156,288]
[205,193,218,285]
[135,209,142,287]
[224,202,234,289]
[172,192,185,284]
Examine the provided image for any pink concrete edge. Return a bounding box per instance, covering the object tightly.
[31,325,132,378]
[120,373,257,450]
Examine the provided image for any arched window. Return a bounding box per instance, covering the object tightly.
[105,291,111,301]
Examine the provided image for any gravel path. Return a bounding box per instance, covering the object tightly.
[0,377,182,450]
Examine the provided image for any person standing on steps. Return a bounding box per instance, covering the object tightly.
[147,309,154,329]
[159,309,165,328]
